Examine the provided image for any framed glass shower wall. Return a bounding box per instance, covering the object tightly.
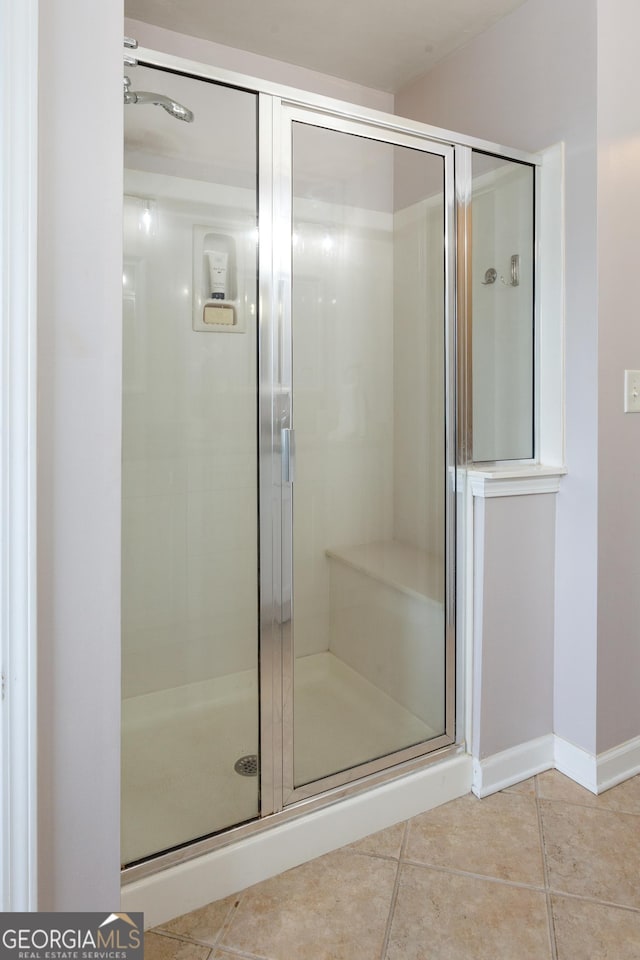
[455,148,538,465]
[120,45,542,884]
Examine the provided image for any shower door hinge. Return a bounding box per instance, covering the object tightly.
[124,37,138,67]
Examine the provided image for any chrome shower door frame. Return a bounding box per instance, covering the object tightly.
[261,99,458,810]
[120,47,543,883]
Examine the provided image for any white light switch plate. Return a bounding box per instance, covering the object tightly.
[624,370,640,413]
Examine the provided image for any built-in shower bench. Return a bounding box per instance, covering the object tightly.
[325,540,443,606]
[325,540,445,730]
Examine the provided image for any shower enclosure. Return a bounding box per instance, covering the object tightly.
[121,50,536,873]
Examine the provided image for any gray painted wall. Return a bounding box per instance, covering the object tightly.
[37,0,124,908]
[596,0,640,753]
[472,495,555,759]
[396,0,599,755]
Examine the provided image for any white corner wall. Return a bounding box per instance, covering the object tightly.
[396,0,599,756]
[0,0,39,911]
[596,0,640,753]
[37,0,124,908]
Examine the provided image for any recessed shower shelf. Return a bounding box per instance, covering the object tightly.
[192,224,246,333]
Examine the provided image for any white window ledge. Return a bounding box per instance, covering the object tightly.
[459,464,567,498]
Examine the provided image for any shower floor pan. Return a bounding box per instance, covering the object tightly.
[121,651,436,866]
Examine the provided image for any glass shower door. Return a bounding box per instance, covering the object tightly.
[121,66,260,865]
[280,111,455,800]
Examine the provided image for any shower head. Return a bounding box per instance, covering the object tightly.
[124,77,194,123]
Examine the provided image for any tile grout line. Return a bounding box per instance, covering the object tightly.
[150,891,247,953]
[145,929,215,959]
[537,787,640,915]
[378,819,410,960]
[549,889,640,915]
[210,945,272,960]
[537,795,640,818]
[344,847,408,864]
[401,856,547,892]
[535,775,559,960]
[398,852,640,917]
[146,930,196,945]
[215,891,247,952]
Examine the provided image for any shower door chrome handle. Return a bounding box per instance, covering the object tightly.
[281,428,295,484]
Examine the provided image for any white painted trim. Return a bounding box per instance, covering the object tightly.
[470,486,484,759]
[122,753,473,928]
[553,736,597,793]
[538,143,566,467]
[472,734,640,801]
[596,736,640,793]
[0,0,38,910]
[555,734,640,795]
[471,735,554,798]
[457,470,474,751]
[468,466,566,499]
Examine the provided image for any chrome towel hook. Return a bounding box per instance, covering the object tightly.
[500,254,520,287]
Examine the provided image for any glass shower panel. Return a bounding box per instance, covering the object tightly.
[471,152,535,461]
[290,123,447,790]
[121,67,259,865]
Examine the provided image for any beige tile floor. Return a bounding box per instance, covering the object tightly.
[145,770,640,960]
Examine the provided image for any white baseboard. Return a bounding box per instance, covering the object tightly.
[555,734,640,794]
[473,733,640,800]
[597,736,640,791]
[122,752,473,928]
[553,736,597,792]
[472,735,554,798]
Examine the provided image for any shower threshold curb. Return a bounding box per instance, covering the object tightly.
[121,750,472,927]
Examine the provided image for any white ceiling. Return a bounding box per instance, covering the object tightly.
[125,0,528,93]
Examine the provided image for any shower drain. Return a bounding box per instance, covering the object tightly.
[234,754,258,777]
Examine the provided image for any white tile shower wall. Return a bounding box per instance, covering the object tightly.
[326,199,446,724]
[123,182,395,692]
[392,200,445,557]
[122,176,259,698]
[292,212,395,659]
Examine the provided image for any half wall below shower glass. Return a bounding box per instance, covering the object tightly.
[121,66,259,865]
